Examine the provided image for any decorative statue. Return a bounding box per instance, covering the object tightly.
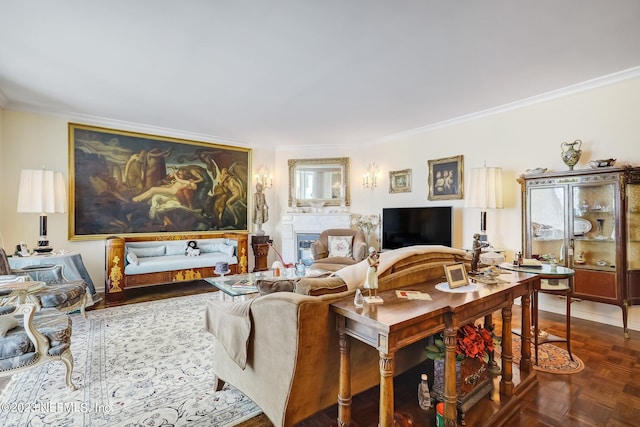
[253,182,269,236]
[363,247,383,304]
[471,233,482,272]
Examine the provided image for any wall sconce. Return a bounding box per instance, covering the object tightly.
[16,168,67,253]
[362,162,379,190]
[254,165,273,189]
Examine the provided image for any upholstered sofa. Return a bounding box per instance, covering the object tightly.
[105,232,248,302]
[204,245,469,427]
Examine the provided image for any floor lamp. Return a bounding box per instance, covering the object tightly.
[465,165,503,245]
[16,169,67,254]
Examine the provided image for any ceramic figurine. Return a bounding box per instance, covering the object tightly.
[354,288,364,307]
[363,247,383,304]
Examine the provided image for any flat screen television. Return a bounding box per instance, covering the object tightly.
[382,206,452,249]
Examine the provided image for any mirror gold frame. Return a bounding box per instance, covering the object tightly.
[288,157,350,207]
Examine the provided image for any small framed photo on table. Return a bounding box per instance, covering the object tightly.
[443,262,469,289]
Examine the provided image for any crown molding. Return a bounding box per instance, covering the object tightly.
[0,89,8,108]
[375,66,640,145]
[2,102,253,148]
[4,66,640,151]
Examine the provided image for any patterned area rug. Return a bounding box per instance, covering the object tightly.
[0,293,262,426]
[505,334,585,375]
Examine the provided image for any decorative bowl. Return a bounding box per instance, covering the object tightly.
[589,159,616,168]
[524,167,547,175]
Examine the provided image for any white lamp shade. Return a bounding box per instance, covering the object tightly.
[465,167,503,209]
[17,169,67,213]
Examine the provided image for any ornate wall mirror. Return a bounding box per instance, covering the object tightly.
[288,157,350,207]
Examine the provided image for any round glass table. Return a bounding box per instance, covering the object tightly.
[499,262,574,365]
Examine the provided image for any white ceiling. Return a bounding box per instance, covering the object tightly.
[1,0,640,150]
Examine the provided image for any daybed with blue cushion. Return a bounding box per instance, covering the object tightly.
[105,232,248,302]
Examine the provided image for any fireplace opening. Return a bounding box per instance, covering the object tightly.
[296,233,319,264]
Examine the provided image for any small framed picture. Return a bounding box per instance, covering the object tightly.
[443,262,469,289]
[389,169,412,193]
[428,155,463,200]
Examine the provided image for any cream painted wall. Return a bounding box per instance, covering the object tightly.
[0,111,275,296]
[276,77,640,330]
[1,77,639,330]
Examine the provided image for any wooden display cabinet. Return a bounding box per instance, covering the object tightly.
[518,166,640,338]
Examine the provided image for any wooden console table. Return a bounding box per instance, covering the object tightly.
[330,272,538,427]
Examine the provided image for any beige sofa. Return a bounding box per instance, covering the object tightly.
[204,245,469,427]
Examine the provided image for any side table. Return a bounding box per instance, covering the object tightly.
[251,235,270,272]
[9,252,99,305]
[499,262,574,365]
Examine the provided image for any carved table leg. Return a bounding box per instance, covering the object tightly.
[520,290,532,372]
[337,317,351,427]
[379,353,394,427]
[443,325,458,427]
[500,305,514,397]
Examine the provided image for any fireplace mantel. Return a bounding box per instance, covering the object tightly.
[280,213,353,263]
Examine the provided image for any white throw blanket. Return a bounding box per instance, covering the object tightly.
[333,245,467,289]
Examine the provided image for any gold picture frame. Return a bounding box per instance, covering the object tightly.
[443,262,469,289]
[389,169,412,193]
[428,155,463,200]
[68,123,251,240]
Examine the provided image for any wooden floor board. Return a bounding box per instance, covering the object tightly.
[3,283,640,426]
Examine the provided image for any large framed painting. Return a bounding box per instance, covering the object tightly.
[69,123,251,240]
[427,155,463,201]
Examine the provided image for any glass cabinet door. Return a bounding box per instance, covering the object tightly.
[571,182,617,270]
[528,186,566,263]
[627,182,640,303]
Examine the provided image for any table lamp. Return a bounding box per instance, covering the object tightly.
[16,168,67,254]
[465,165,503,245]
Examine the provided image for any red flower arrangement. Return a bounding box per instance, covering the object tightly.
[456,323,495,360]
[426,323,495,362]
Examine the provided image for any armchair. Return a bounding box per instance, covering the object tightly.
[0,282,76,390]
[310,228,368,272]
[0,248,88,316]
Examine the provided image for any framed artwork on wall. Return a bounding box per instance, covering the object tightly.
[389,169,412,193]
[68,123,251,240]
[427,155,463,200]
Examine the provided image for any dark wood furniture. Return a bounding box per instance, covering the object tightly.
[518,166,640,337]
[330,271,538,427]
[104,232,248,303]
[251,235,270,272]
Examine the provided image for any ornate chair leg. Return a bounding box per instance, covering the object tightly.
[60,349,77,391]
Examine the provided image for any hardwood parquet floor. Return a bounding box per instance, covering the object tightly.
[3,282,640,426]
